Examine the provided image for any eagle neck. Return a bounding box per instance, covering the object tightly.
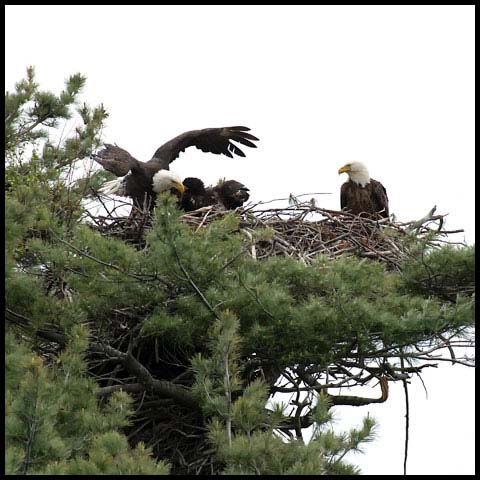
[349,172,370,188]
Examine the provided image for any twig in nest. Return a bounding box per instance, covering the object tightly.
[88,197,457,272]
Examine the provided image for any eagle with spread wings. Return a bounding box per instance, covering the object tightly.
[92,126,258,211]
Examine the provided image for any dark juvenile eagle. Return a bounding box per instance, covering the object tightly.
[92,126,258,210]
[179,177,250,212]
[214,179,250,209]
[338,161,389,218]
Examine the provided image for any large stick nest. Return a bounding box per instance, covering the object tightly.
[87,195,463,271]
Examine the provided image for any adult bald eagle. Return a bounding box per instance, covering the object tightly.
[338,162,389,218]
[92,126,258,211]
[179,177,250,212]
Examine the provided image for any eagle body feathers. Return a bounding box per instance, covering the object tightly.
[338,162,389,218]
[340,178,389,218]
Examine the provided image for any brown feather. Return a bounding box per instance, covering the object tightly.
[178,177,216,212]
[340,178,389,218]
[91,144,140,177]
[149,126,259,168]
[178,178,250,212]
[213,180,250,209]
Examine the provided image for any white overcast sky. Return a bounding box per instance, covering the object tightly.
[5,5,475,475]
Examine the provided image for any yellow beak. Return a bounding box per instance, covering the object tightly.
[173,182,185,194]
[338,165,350,175]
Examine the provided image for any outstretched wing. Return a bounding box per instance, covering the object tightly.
[91,144,140,177]
[149,126,259,169]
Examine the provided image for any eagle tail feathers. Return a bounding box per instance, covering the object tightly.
[99,177,126,196]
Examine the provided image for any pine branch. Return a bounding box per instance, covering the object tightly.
[16,111,51,140]
[327,392,388,407]
[7,308,199,410]
[48,228,174,289]
[21,385,40,474]
[172,244,219,320]
[96,383,145,397]
[91,343,199,410]
[400,355,410,476]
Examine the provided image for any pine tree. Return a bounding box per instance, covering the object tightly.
[5,327,169,475]
[191,312,376,474]
[5,67,169,475]
[6,67,475,474]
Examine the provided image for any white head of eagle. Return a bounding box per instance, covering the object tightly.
[152,170,185,194]
[338,161,371,187]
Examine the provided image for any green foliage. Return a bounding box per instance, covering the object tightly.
[5,66,107,206]
[194,313,376,474]
[44,433,170,475]
[191,312,243,418]
[5,327,168,475]
[135,198,473,369]
[5,68,167,475]
[401,244,475,301]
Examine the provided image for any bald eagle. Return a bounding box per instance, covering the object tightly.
[178,177,215,211]
[213,179,250,209]
[338,162,389,218]
[179,177,250,212]
[92,126,258,211]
